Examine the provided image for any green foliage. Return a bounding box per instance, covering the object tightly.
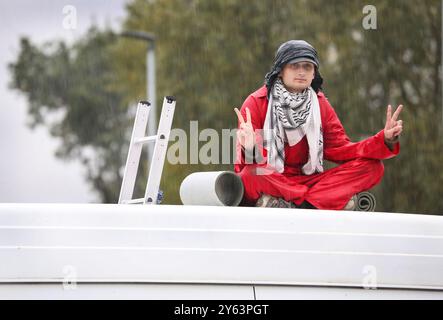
[9,0,442,214]
[9,28,130,202]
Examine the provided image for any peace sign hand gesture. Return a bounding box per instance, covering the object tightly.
[234,107,256,151]
[384,104,403,144]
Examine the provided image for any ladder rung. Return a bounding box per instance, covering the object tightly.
[122,198,145,204]
[134,135,157,144]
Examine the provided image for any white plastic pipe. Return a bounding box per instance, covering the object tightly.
[180,171,244,206]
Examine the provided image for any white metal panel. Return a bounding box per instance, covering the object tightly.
[0,203,442,291]
[0,283,253,300]
[254,285,443,300]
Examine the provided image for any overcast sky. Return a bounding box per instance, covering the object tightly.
[0,0,128,203]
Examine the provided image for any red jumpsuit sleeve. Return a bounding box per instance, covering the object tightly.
[234,95,267,173]
[322,99,400,163]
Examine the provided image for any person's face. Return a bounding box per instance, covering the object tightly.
[279,61,315,93]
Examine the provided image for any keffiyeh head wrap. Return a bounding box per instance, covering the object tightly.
[265,40,320,98]
[263,40,324,175]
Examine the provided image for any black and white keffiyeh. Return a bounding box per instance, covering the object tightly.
[263,78,324,175]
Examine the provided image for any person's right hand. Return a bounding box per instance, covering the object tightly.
[234,107,256,150]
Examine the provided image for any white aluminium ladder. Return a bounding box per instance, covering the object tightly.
[118,96,176,204]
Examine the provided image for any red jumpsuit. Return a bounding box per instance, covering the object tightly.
[234,86,400,210]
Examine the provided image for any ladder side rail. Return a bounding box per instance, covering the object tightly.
[118,101,151,204]
[144,97,176,204]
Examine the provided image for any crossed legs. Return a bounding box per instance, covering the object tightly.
[237,158,384,210]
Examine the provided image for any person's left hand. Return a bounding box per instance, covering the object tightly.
[384,104,403,144]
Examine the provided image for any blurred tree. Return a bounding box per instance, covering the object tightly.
[9,0,442,214]
[9,29,130,202]
[303,0,443,213]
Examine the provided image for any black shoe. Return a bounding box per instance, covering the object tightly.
[297,201,317,209]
